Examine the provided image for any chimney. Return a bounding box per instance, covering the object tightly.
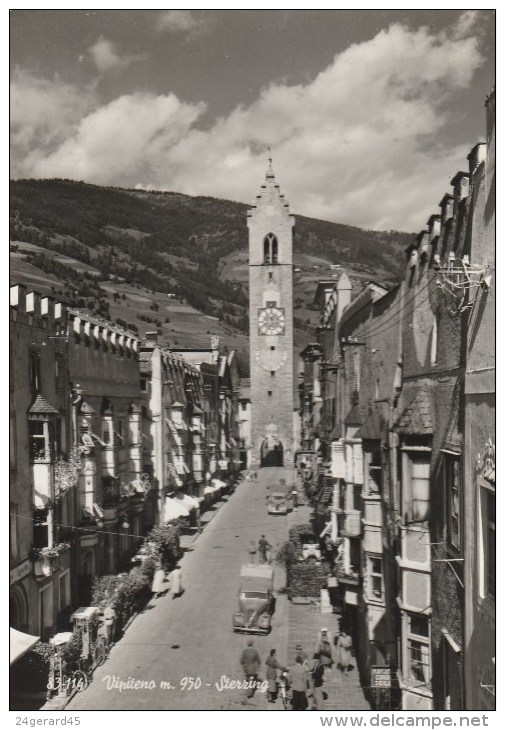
[26,291,41,314]
[439,193,454,229]
[451,171,470,205]
[10,283,26,309]
[467,142,486,179]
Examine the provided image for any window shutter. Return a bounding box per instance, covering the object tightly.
[331,440,346,478]
[353,444,364,484]
[346,443,354,483]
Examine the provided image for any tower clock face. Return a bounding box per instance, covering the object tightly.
[258,306,286,335]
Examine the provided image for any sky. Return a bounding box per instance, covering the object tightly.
[10,9,495,231]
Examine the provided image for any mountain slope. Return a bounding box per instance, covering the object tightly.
[10,179,414,352]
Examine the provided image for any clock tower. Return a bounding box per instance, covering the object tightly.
[247,157,295,468]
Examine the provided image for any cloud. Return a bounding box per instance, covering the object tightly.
[156,10,206,38]
[10,68,97,178]
[11,15,485,230]
[89,36,144,74]
[27,92,206,184]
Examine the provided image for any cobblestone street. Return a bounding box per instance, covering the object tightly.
[67,468,293,711]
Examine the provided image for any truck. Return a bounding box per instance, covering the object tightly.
[232,563,275,634]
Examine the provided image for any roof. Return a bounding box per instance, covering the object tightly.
[395,386,433,435]
[79,401,95,415]
[328,423,342,440]
[344,404,363,427]
[28,394,60,415]
[358,405,387,440]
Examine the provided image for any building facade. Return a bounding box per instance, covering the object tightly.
[248,160,295,468]
[302,90,495,711]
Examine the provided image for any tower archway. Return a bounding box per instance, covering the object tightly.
[260,438,283,467]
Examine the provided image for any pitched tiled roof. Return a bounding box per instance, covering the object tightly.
[395,386,433,435]
[28,394,60,415]
[344,404,363,426]
[329,423,342,440]
[358,405,386,440]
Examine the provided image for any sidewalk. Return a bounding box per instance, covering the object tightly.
[286,500,370,711]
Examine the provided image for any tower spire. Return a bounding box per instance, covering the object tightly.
[266,145,274,179]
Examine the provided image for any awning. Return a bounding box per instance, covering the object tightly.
[204,484,219,495]
[172,493,201,510]
[164,497,190,522]
[212,478,227,490]
[10,628,40,665]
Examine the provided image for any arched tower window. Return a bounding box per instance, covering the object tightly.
[263,237,270,264]
[263,233,278,265]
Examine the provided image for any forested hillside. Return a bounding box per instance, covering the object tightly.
[10,179,414,351]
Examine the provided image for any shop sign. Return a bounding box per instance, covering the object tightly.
[372,665,393,688]
[10,559,31,585]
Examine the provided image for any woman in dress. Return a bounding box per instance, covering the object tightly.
[151,559,166,598]
[170,565,184,598]
[334,630,355,675]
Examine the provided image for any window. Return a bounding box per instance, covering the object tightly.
[102,420,112,445]
[270,346,275,351]
[430,317,438,366]
[445,455,461,549]
[263,233,278,265]
[140,377,148,393]
[404,451,431,522]
[10,504,18,563]
[55,353,65,391]
[271,371,275,377]
[29,348,41,394]
[39,584,54,642]
[29,420,47,460]
[268,391,272,397]
[353,350,361,393]
[479,483,495,599]
[407,614,430,685]
[367,446,382,494]
[368,556,383,600]
[272,237,278,264]
[59,570,71,612]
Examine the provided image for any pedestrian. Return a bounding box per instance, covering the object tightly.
[240,639,261,701]
[315,627,334,668]
[169,565,184,599]
[295,643,310,670]
[258,535,272,564]
[310,652,326,710]
[248,539,257,563]
[151,559,166,598]
[288,655,310,710]
[102,605,117,644]
[334,630,355,675]
[265,648,287,703]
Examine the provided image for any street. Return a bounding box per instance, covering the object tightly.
[67,467,293,710]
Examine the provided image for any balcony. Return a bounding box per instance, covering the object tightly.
[340,509,362,538]
[31,543,70,580]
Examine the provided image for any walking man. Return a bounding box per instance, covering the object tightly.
[288,655,310,710]
[240,639,261,700]
[258,535,272,564]
[311,652,326,710]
